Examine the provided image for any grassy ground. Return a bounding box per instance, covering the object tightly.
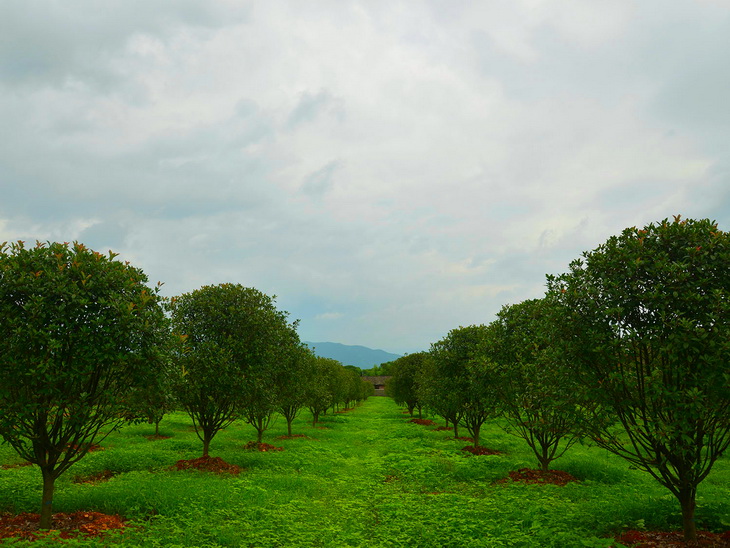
[0,397,728,547]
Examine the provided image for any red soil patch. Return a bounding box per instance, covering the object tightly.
[615,529,730,547]
[409,419,436,426]
[0,511,126,540]
[242,441,284,452]
[173,456,241,475]
[65,443,104,453]
[455,436,475,443]
[1,462,32,470]
[335,407,355,413]
[503,467,578,486]
[433,426,452,431]
[144,434,172,441]
[73,469,116,484]
[461,445,502,456]
[276,434,314,440]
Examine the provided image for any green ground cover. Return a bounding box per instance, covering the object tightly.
[0,397,728,547]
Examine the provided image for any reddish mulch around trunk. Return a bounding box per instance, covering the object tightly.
[276,434,315,440]
[173,455,241,475]
[335,407,355,413]
[242,441,284,452]
[615,529,730,547]
[0,511,126,540]
[73,469,116,484]
[65,443,104,453]
[461,445,502,456]
[455,436,475,443]
[409,418,436,426]
[502,467,578,486]
[1,461,32,470]
[433,426,452,431]
[144,434,172,441]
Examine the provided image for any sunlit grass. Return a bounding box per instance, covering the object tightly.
[0,398,727,546]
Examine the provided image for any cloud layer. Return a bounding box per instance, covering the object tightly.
[2,0,729,353]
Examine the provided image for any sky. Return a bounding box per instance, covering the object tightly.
[2,1,729,355]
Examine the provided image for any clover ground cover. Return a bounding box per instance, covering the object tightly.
[0,398,728,546]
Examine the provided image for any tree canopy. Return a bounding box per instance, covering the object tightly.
[0,241,169,529]
[547,216,730,541]
[170,283,299,451]
[490,298,588,470]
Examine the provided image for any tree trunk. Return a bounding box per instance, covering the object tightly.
[256,417,263,444]
[679,488,697,541]
[453,422,459,439]
[39,468,56,530]
[287,417,293,437]
[154,419,160,437]
[538,443,551,472]
[202,435,210,457]
[472,425,480,448]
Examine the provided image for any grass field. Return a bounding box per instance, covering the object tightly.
[0,397,728,547]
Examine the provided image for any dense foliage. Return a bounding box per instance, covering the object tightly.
[490,298,588,470]
[547,216,730,540]
[421,325,501,446]
[385,352,427,417]
[169,284,302,450]
[0,241,168,529]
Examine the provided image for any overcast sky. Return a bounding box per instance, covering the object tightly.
[2,1,729,354]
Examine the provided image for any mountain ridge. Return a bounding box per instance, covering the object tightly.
[303,341,401,369]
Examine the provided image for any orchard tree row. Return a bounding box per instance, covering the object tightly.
[386,216,730,542]
[0,241,370,529]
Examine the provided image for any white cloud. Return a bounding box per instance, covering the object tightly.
[1,0,728,353]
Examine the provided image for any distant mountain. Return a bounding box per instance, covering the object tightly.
[304,341,401,369]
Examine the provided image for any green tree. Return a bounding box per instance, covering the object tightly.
[0,241,168,529]
[426,325,500,446]
[386,352,427,417]
[170,284,297,451]
[124,351,177,436]
[278,344,316,437]
[491,298,588,471]
[342,367,363,409]
[547,216,730,541]
[359,378,375,400]
[417,353,460,433]
[306,356,343,426]
[239,310,301,444]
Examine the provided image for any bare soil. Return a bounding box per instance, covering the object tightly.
[0,461,32,470]
[241,441,284,452]
[614,529,730,547]
[502,467,579,486]
[409,418,436,426]
[0,511,125,541]
[461,445,502,456]
[73,469,116,484]
[172,455,241,474]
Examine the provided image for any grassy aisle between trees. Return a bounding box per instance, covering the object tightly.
[0,397,728,547]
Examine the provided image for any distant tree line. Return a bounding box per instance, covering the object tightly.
[385,216,730,542]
